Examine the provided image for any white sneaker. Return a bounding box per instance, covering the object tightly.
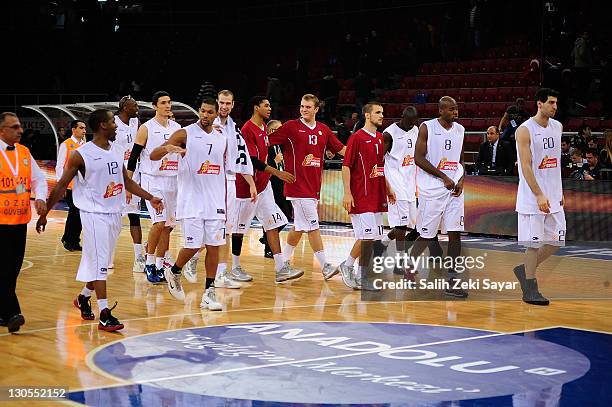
[275,261,304,283]
[200,287,222,310]
[164,268,185,301]
[163,258,173,270]
[337,261,359,289]
[132,255,146,273]
[182,257,198,283]
[215,269,241,289]
[229,266,253,282]
[322,263,339,280]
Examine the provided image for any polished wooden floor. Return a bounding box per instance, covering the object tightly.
[1,210,610,405]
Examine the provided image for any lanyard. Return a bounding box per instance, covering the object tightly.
[0,146,19,179]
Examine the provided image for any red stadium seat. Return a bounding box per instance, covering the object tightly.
[497,87,513,102]
[460,118,473,129]
[471,118,487,131]
[566,118,583,131]
[460,102,476,118]
[482,88,499,102]
[456,88,472,103]
[470,88,484,102]
[600,119,612,130]
[584,118,601,130]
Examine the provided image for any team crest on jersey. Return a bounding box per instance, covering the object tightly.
[369,164,384,178]
[302,154,321,167]
[437,157,458,171]
[197,160,221,175]
[402,155,414,166]
[538,156,558,169]
[103,182,123,198]
[159,158,179,171]
[124,149,131,161]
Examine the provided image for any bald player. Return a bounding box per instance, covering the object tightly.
[409,96,468,298]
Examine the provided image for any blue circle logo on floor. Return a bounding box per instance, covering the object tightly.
[90,322,590,404]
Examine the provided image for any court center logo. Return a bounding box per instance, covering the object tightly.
[89,322,590,404]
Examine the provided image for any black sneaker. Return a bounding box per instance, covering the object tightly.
[0,317,5,327]
[73,295,95,320]
[7,314,25,333]
[157,267,167,283]
[264,249,274,259]
[513,264,527,292]
[522,279,550,306]
[444,278,468,298]
[62,239,75,252]
[98,302,124,332]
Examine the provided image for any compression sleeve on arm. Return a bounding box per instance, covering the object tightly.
[250,155,267,171]
[127,143,144,171]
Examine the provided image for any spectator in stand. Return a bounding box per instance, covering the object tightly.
[499,98,529,144]
[344,112,359,134]
[320,72,339,124]
[571,123,590,149]
[568,148,586,179]
[582,149,602,180]
[599,129,612,169]
[476,126,514,175]
[586,136,598,150]
[57,127,67,142]
[266,65,282,120]
[571,31,592,104]
[561,136,572,169]
[353,71,372,115]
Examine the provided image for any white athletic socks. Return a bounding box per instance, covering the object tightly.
[273,254,285,271]
[155,257,164,269]
[146,254,155,266]
[314,250,327,270]
[81,287,93,297]
[216,262,227,278]
[346,255,357,267]
[97,299,108,311]
[283,243,296,260]
[134,243,143,260]
[232,255,241,268]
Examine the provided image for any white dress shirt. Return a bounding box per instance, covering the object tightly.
[0,139,48,200]
[55,136,85,179]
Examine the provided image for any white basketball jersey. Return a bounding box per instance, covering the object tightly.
[214,116,237,181]
[73,141,125,213]
[516,117,563,214]
[113,116,139,165]
[176,122,228,220]
[384,122,418,201]
[417,119,464,198]
[139,118,181,177]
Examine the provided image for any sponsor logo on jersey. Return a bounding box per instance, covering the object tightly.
[217,209,225,214]
[197,160,221,175]
[302,154,321,167]
[538,156,558,169]
[437,158,459,171]
[364,228,372,233]
[103,182,124,198]
[402,155,414,166]
[124,149,131,161]
[369,164,384,178]
[159,158,179,171]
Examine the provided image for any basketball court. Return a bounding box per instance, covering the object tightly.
[2,210,610,406]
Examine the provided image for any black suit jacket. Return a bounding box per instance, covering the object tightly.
[476,140,514,175]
